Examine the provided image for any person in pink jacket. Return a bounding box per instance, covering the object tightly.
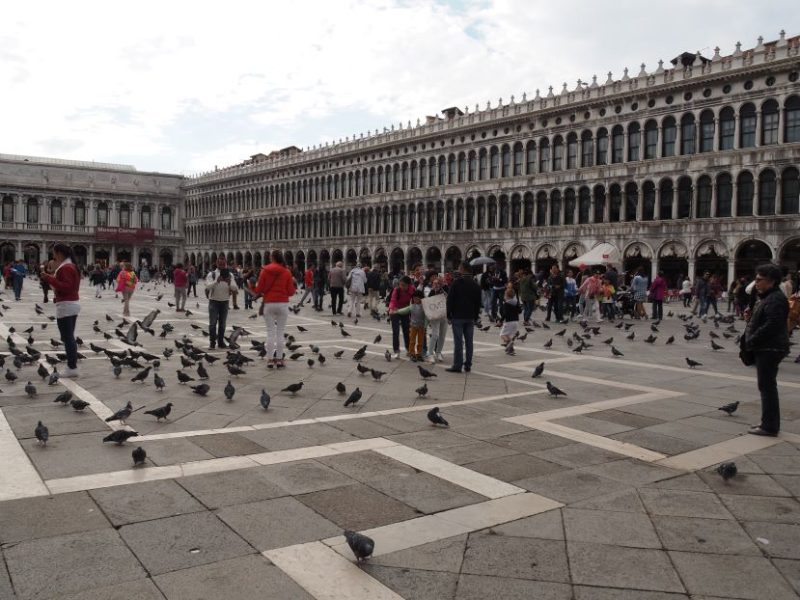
[387,276,415,358]
[649,270,668,320]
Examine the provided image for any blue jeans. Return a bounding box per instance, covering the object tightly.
[391,313,410,352]
[312,287,324,309]
[12,277,23,300]
[522,300,534,322]
[450,318,474,369]
[490,289,504,319]
[208,300,229,345]
[56,315,78,369]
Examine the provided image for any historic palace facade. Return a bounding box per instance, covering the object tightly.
[2,32,799,285]
[0,155,183,268]
[182,32,800,286]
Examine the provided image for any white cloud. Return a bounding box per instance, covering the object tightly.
[0,0,793,173]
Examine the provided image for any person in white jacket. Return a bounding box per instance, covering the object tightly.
[346,264,367,318]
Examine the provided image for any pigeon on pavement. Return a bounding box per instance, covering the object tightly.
[191,383,210,396]
[344,530,375,562]
[427,406,449,427]
[686,357,702,368]
[224,380,236,401]
[132,446,147,466]
[418,366,437,379]
[716,461,737,481]
[546,381,567,397]
[70,399,90,411]
[344,387,362,407]
[281,382,303,395]
[611,346,624,357]
[25,381,37,397]
[260,389,271,410]
[103,429,138,445]
[144,403,173,421]
[35,421,49,446]
[53,390,73,405]
[531,362,544,378]
[415,383,428,398]
[718,401,739,415]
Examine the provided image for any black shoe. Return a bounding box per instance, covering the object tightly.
[445,366,462,373]
[464,366,471,372]
[210,342,216,349]
[748,426,778,437]
[218,342,227,349]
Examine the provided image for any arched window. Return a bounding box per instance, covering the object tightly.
[566,133,578,169]
[624,182,637,221]
[611,125,624,163]
[26,197,38,223]
[162,206,172,230]
[448,154,456,184]
[596,128,608,165]
[740,103,757,148]
[578,187,591,224]
[139,205,150,229]
[401,164,408,191]
[696,175,712,218]
[410,162,417,190]
[510,194,520,227]
[699,110,714,153]
[428,159,436,187]
[50,199,62,225]
[393,165,401,191]
[762,99,779,145]
[499,195,510,228]
[478,149,488,180]
[487,196,497,228]
[581,131,594,167]
[785,96,800,143]
[523,193,534,226]
[677,176,692,218]
[1,196,13,222]
[659,179,673,220]
[500,145,511,177]
[758,169,777,215]
[680,114,696,155]
[593,185,606,223]
[550,190,561,225]
[513,143,524,176]
[468,152,477,181]
[536,192,547,225]
[74,200,86,226]
[96,202,108,227]
[458,153,466,182]
[552,136,564,171]
[719,107,735,150]
[662,116,677,157]
[119,203,130,228]
[628,123,641,161]
[642,181,655,221]
[609,184,621,222]
[438,157,447,185]
[526,141,536,174]
[539,138,550,173]
[564,188,575,225]
[477,197,486,229]
[782,167,800,214]
[466,198,475,229]
[490,147,500,179]
[644,120,658,159]
[716,173,732,217]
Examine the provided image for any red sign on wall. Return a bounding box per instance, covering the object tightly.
[95,227,155,243]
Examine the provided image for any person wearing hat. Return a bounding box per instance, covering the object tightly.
[207,267,237,349]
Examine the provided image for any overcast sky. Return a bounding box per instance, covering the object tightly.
[0,0,793,174]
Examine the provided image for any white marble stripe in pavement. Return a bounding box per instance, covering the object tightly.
[324,492,563,559]
[656,434,784,470]
[0,409,50,501]
[375,444,525,499]
[265,542,405,600]
[526,420,668,462]
[45,437,397,496]
[134,388,548,442]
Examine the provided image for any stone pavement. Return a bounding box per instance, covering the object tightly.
[1,276,800,599]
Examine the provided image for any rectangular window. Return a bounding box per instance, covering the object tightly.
[162,211,171,230]
[681,123,695,155]
[51,204,62,225]
[553,144,563,171]
[539,146,550,173]
[119,210,130,228]
[762,112,779,145]
[448,160,456,184]
[740,114,756,148]
[567,139,577,169]
[75,205,85,226]
[700,122,714,152]
[490,153,499,179]
[459,158,466,182]
[97,209,107,227]
[611,134,623,163]
[581,139,593,167]
[468,156,476,180]
[720,119,735,150]
[513,150,523,176]
[596,137,608,165]
[787,109,800,143]
[429,162,436,187]
[628,133,640,161]
[526,147,536,174]
[141,210,151,229]
[26,202,38,223]
[479,154,487,180]
[663,126,676,157]
[2,202,13,222]
[439,161,446,185]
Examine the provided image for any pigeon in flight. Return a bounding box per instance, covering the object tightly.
[144,403,173,421]
[344,387,362,407]
[224,380,236,401]
[344,530,375,562]
[106,401,133,424]
[415,383,428,398]
[281,382,303,395]
[132,446,147,466]
[191,383,210,396]
[685,357,702,369]
[260,389,271,410]
[718,401,739,416]
[546,381,567,397]
[531,362,544,378]
[427,406,449,427]
[417,365,437,380]
[103,429,138,445]
[716,461,737,481]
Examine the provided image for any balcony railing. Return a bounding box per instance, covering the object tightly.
[0,221,182,239]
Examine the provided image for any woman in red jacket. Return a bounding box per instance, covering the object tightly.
[249,250,296,368]
[39,243,81,377]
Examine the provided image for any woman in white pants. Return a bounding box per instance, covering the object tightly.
[426,276,448,363]
[249,250,297,369]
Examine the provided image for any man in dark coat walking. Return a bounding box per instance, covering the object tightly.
[446,262,482,373]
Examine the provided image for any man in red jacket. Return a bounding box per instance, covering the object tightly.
[298,264,315,306]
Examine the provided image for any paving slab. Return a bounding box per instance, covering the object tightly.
[118,511,254,575]
[563,507,661,548]
[740,521,800,559]
[0,560,14,600]
[531,442,625,468]
[187,432,269,457]
[370,534,467,573]
[59,579,166,600]
[89,479,205,526]
[719,494,800,524]
[487,509,565,540]
[153,554,314,600]
[4,528,146,600]
[460,532,570,582]
[697,471,792,497]
[515,469,624,504]
[367,471,485,514]
[638,488,734,519]
[0,491,109,544]
[256,459,356,495]
[298,483,421,530]
[175,466,289,508]
[316,450,417,483]
[652,515,762,555]
[462,453,565,482]
[573,588,689,600]
[454,574,573,600]
[216,496,341,551]
[773,559,800,596]
[363,565,459,600]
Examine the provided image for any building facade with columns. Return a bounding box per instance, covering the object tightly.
[0,154,183,269]
[182,32,800,289]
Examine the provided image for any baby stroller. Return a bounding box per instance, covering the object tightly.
[616,289,636,319]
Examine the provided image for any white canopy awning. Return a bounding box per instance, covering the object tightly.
[568,243,621,267]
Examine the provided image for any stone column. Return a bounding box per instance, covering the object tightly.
[133,246,139,267]
[15,194,24,224]
[656,127,663,158]
[88,244,95,265]
[636,186,643,221]
[710,183,718,217]
[727,260,735,287]
[671,192,678,220]
[603,192,610,223]
[733,115,740,149]
[687,258,695,283]
[755,112,762,147]
[654,189,661,220]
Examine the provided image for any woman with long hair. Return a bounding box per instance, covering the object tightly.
[116,262,138,317]
[250,250,296,368]
[39,243,81,377]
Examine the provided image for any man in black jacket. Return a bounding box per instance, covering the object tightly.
[546,264,566,323]
[743,264,790,436]
[446,262,482,373]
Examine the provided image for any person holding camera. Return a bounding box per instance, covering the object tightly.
[207,268,237,349]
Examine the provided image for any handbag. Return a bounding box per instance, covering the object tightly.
[422,294,447,321]
[739,336,755,366]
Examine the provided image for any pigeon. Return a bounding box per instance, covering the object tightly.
[370,369,385,381]
[531,362,544,378]
[344,530,375,563]
[5,370,17,383]
[281,382,303,395]
[418,365,437,379]
[227,364,246,377]
[70,399,90,411]
[543,338,553,348]
[356,363,370,375]
[289,353,304,361]
[35,421,49,446]
[106,401,133,423]
[665,335,675,345]
[644,335,657,344]
[25,381,37,397]
[716,461,737,481]
[626,331,635,341]
[197,362,209,379]
[113,365,123,378]
[340,329,351,337]
[611,345,624,357]
[50,338,63,347]
[384,350,392,362]
[259,389,271,410]
[415,383,428,398]
[505,341,515,356]
[144,403,173,421]
[153,372,166,391]
[352,346,367,361]
[132,446,147,466]
[344,387,362,407]
[103,429,139,445]
[711,340,724,351]
[224,380,236,401]
[297,326,308,332]
[602,337,613,345]
[48,370,60,386]
[373,334,382,344]
[131,366,152,383]
[37,363,49,380]
[180,356,196,368]
[333,350,345,358]
[555,328,566,337]
[718,401,739,416]
[546,381,567,397]
[427,406,449,427]
[336,382,346,394]
[191,383,210,396]
[650,324,659,333]
[685,357,702,368]
[177,370,195,384]
[307,358,315,368]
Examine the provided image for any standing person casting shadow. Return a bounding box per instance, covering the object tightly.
[39,243,81,378]
[250,250,296,369]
